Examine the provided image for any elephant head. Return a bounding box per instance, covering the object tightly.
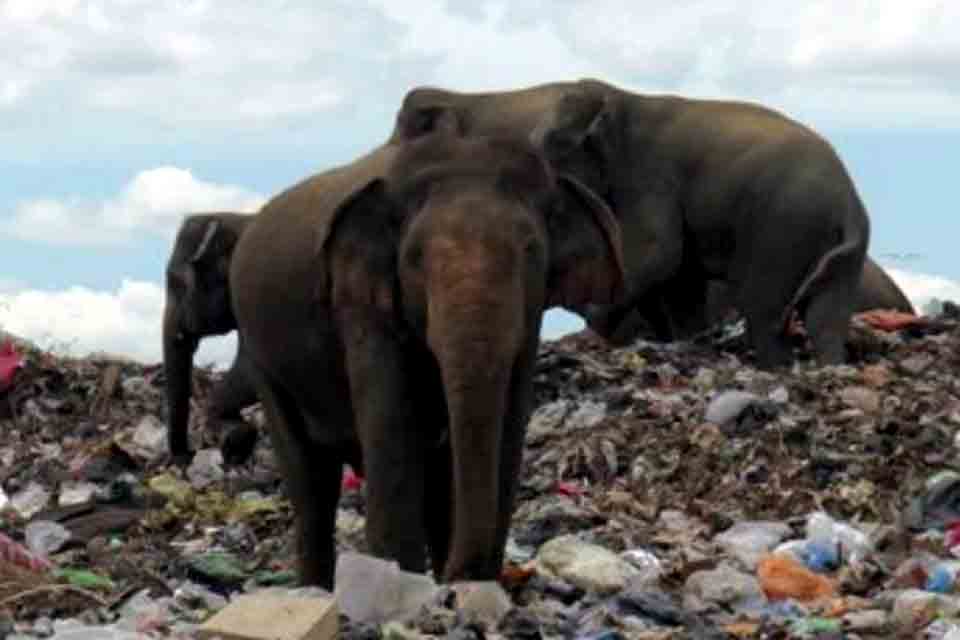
[163,212,252,460]
[322,131,624,581]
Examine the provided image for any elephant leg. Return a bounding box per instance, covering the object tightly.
[736,279,795,370]
[344,321,428,574]
[210,349,261,465]
[803,277,858,365]
[593,192,685,343]
[583,301,636,343]
[424,440,452,578]
[661,274,709,341]
[257,381,343,588]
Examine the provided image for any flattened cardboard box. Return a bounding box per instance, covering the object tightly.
[196,593,338,640]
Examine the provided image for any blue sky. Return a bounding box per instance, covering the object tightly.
[1,1,959,365]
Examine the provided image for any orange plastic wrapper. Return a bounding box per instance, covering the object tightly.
[855,309,923,332]
[756,554,837,603]
[499,562,537,589]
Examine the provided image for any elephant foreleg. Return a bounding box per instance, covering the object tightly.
[343,317,429,574]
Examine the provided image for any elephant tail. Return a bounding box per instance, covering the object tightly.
[780,205,869,333]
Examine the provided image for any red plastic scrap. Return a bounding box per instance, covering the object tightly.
[946,521,960,553]
[855,309,923,332]
[554,481,584,497]
[342,467,364,491]
[0,340,24,392]
[0,532,53,573]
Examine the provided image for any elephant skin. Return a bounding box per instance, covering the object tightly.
[623,255,915,343]
[392,78,872,369]
[163,212,261,466]
[229,129,624,588]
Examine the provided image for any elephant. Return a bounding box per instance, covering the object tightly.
[163,212,261,466]
[391,78,872,369]
[229,127,624,588]
[618,255,914,343]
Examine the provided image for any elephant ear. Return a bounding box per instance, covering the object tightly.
[319,178,399,315]
[546,175,625,311]
[187,218,239,281]
[393,104,462,141]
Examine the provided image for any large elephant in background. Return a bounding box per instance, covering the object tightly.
[163,213,260,466]
[229,127,624,588]
[392,78,871,369]
[619,255,915,344]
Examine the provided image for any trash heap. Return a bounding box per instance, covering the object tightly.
[4,306,960,639]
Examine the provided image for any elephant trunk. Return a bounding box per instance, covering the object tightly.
[428,290,520,583]
[163,304,199,459]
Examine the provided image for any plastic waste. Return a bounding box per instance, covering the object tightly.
[904,471,960,532]
[925,561,960,593]
[54,567,115,590]
[129,414,168,462]
[756,554,836,603]
[186,448,224,489]
[805,511,872,565]
[714,520,791,570]
[452,581,512,627]
[789,617,842,636]
[58,481,99,507]
[620,548,663,587]
[10,482,51,520]
[186,551,249,589]
[0,531,53,572]
[0,340,24,392]
[0,486,7,511]
[705,391,760,425]
[334,552,440,624]
[798,540,840,573]
[24,520,72,556]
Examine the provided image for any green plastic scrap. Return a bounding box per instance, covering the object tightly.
[251,569,297,587]
[54,568,115,591]
[789,617,842,636]
[187,551,249,585]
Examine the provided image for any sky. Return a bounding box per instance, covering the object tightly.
[1,0,959,367]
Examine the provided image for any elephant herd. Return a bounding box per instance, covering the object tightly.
[161,78,914,589]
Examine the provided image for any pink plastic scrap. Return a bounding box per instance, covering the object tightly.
[0,532,53,573]
[0,340,24,393]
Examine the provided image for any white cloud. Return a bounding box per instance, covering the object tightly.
[0,279,235,368]
[1,167,265,247]
[1,1,959,134]
[884,266,960,313]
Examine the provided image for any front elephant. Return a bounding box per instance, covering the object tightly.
[163,213,260,464]
[393,79,872,369]
[230,131,623,588]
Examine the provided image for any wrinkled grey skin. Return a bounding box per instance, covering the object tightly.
[163,213,260,466]
[229,129,624,589]
[623,255,914,343]
[391,78,872,369]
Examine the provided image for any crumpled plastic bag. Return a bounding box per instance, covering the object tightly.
[334,552,439,623]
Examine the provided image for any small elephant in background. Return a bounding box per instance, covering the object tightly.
[162,212,261,466]
[617,255,915,344]
[230,126,625,588]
